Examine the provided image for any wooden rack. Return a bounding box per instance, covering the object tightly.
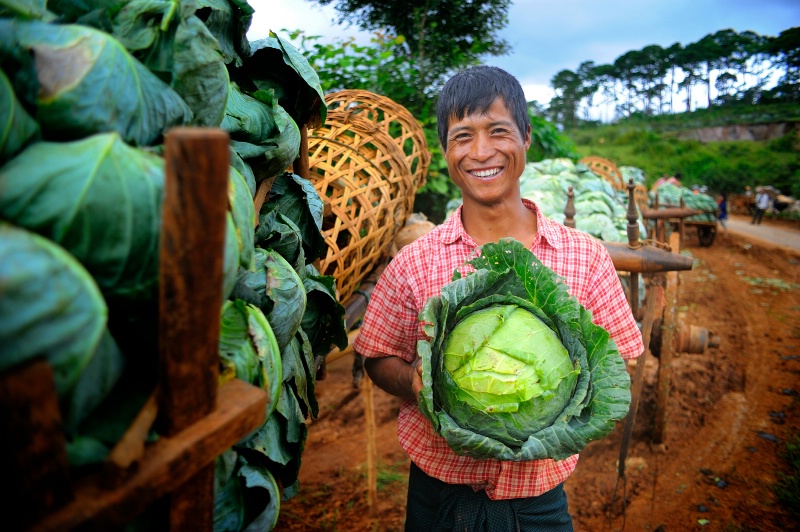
[0,129,269,531]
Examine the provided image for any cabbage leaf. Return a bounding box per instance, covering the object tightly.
[0,222,107,394]
[0,133,164,301]
[0,68,39,165]
[0,18,191,145]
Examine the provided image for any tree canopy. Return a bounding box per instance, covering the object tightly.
[309,0,511,106]
[547,27,800,127]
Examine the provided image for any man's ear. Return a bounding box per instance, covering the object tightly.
[524,125,532,150]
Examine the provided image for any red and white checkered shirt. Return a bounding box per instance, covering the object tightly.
[353,200,644,500]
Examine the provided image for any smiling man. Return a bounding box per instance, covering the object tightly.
[353,66,643,531]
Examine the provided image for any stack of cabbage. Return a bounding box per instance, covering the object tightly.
[518,158,645,242]
[620,165,647,188]
[650,183,718,222]
[0,2,345,530]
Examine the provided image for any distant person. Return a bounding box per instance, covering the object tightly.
[717,193,728,232]
[752,189,770,225]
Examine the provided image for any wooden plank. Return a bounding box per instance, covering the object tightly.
[159,127,229,530]
[0,359,72,530]
[601,242,694,273]
[31,379,268,532]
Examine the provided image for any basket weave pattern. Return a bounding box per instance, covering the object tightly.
[308,90,430,302]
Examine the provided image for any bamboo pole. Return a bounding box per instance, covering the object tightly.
[362,374,378,516]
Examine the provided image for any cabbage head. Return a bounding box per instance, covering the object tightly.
[418,238,631,461]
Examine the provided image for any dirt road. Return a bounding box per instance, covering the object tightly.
[725,214,800,252]
[276,219,800,532]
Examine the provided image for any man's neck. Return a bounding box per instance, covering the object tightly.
[461,199,538,247]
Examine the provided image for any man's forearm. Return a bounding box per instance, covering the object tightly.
[363,356,418,401]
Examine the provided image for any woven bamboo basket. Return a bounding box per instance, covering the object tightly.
[307,90,430,302]
[324,89,431,207]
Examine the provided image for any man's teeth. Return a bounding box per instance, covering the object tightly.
[472,168,501,177]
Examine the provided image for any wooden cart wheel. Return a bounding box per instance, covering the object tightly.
[697,225,716,247]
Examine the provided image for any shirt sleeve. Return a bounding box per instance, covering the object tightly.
[352,253,421,363]
[585,246,644,360]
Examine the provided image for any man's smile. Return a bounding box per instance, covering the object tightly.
[468,167,503,178]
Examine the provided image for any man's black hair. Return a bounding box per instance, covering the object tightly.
[436,65,529,151]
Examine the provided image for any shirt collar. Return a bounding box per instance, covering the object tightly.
[438,199,562,250]
[525,198,562,250]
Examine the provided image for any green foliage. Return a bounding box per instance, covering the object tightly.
[527,114,579,162]
[309,0,511,106]
[568,104,800,197]
[290,30,413,98]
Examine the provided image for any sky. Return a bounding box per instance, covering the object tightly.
[246,0,799,106]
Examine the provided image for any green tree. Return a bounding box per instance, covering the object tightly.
[735,31,773,104]
[675,41,705,112]
[576,61,599,120]
[527,113,577,162]
[309,0,511,112]
[549,69,582,127]
[663,42,684,114]
[765,27,800,102]
[592,63,619,122]
[613,49,648,116]
[289,30,417,102]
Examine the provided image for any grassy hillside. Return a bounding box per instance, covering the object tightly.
[566,103,800,197]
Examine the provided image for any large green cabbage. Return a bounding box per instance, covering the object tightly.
[440,304,580,446]
[0,222,108,394]
[0,133,164,301]
[418,238,632,461]
[0,18,192,145]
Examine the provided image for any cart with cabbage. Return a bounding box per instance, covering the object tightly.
[649,183,720,247]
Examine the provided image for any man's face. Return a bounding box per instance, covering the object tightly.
[443,97,531,208]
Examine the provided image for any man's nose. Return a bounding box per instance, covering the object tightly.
[469,132,494,160]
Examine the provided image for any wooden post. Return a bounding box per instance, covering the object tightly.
[563,186,576,228]
[653,231,681,444]
[159,128,230,529]
[362,375,378,516]
[0,360,72,530]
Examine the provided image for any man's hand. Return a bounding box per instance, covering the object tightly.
[411,358,424,398]
[364,355,424,402]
